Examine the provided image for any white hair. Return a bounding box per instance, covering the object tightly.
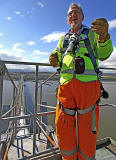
[67,3,84,18]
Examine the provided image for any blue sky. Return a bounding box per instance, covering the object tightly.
[0,0,116,70]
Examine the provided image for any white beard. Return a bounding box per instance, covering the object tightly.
[70,21,79,29]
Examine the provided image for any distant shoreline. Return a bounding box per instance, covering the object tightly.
[102,81,116,84]
[4,72,116,82]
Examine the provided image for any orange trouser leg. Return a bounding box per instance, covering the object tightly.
[56,79,100,160]
[75,80,100,160]
[55,80,79,159]
[55,103,78,160]
[77,106,99,160]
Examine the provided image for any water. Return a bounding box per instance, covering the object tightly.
[98,82,116,140]
[2,80,17,134]
[23,81,58,130]
[2,80,116,141]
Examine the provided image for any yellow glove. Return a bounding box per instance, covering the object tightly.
[49,53,58,67]
[91,18,110,43]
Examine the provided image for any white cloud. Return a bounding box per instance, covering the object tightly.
[0,33,3,36]
[108,19,116,30]
[0,49,31,70]
[40,58,49,63]
[39,66,56,72]
[40,31,66,43]
[14,11,24,17]
[0,49,26,61]
[6,64,33,70]
[26,41,36,46]
[0,44,3,48]
[15,11,21,15]
[0,49,50,71]
[26,8,35,15]
[37,2,44,8]
[99,47,116,68]
[12,43,25,53]
[33,50,49,55]
[6,17,12,20]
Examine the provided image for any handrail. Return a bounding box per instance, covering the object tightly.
[38,71,58,88]
[3,60,116,70]
[3,60,51,66]
[1,60,116,160]
[37,104,56,110]
[2,111,56,121]
[33,64,38,154]
[100,67,116,70]
[100,103,116,109]
[2,105,16,118]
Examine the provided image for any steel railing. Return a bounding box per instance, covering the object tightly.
[0,60,58,160]
[0,60,116,160]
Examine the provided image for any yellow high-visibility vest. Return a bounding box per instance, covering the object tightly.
[52,29,113,84]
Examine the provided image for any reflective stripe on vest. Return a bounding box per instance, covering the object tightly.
[78,146,95,160]
[61,69,97,76]
[58,100,97,133]
[60,146,77,157]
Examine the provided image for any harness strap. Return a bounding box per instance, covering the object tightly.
[61,69,97,76]
[77,103,97,114]
[58,101,76,116]
[58,100,98,133]
[92,107,96,134]
[73,50,76,78]
[58,100,97,115]
[83,29,99,74]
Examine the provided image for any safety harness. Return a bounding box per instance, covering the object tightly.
[58,28,99,131]
[58,99,99,133]
[57,28,108,160]
[83,29,109,99]
[58,28,109,98]
[58,28,108,123]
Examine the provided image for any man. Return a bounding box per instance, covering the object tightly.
[49,3,113,160]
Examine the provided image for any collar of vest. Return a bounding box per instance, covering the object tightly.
[68,25,89,35]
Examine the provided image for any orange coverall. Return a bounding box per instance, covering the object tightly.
[55,79,100,160]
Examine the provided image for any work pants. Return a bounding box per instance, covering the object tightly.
[55,79,100,160]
